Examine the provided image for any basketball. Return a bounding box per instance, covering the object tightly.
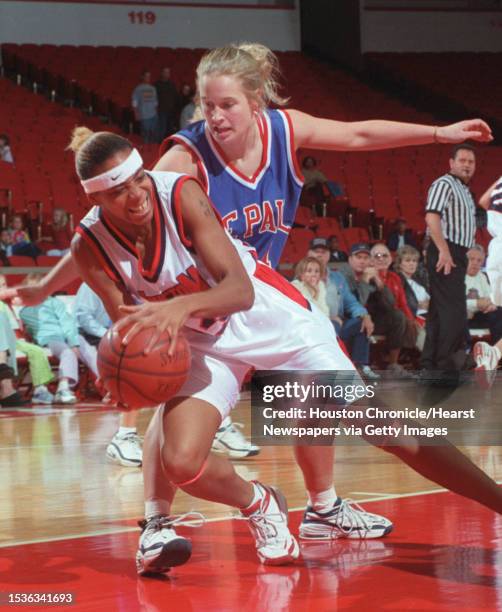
[97,323,191,409]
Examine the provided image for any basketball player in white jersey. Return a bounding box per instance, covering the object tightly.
[3,44,496,575]
[472,177,502,381]
[67,128,502,577]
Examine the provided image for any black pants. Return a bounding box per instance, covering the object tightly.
[421,241,469,371]
[469,309,502,344]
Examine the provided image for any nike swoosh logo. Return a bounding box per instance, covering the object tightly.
[111,175,120,181]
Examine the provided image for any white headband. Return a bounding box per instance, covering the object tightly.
[81,149,143,194]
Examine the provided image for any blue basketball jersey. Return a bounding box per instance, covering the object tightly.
[170,109,303,268]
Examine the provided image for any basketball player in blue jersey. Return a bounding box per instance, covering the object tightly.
[3,43,495,575]
[147,42,494,562]
[68,128,502,576]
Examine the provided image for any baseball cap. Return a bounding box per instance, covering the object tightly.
[350,242,371,256]
[310,237,330,250]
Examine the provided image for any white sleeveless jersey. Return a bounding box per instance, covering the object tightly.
[76,171,258,335]
[487,176,502,240]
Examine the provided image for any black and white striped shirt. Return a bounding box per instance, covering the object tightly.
[425,173,476,248]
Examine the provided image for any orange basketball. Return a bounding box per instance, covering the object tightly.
[97,323,191,409]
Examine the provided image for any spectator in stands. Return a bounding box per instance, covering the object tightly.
[74,283,142,467]
[0,274,54,404]
[0,134,14,164]
[386,217,417,252]
[43,208,73,256]
[179,91,196,130]
[421,144,477,380]
[10,215,43,258]
[132,71,159,144]
[340,242,413,377]
[394,245,430,317]
[371,243,425,354]
[155,67,180,140]
[465,245,502,342]
[308,238,379,380]
[179,83,194,111]
[19,274,81,404]
[292,256,329,315]
[302,156,344,198]
[0,224,40,259]
[328,235,348,263]
[0,310,27,407]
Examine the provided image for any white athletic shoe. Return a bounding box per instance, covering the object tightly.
[32,385,54,404]
[241,481,299,565]
[474,341,501,389]
[212,418,260,458]
[54,388,77,404]
[136,514,199,576]
[106,432,143,467]
[299,497,393,540]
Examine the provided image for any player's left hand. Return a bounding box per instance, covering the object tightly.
[117,298,191,355]
[438,119,493,144]
[96,376,132,411]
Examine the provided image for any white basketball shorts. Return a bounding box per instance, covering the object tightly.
[175,273,357,419]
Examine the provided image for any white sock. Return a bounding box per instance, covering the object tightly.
[57,379,69,391]
[242,482,263,512]
[34,385,47,393]
[308,487,337,512]
[117,426,136,437]
[219,416,231,429]
[145,499,171,521]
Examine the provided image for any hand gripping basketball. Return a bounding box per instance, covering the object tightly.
[97,322,191,409]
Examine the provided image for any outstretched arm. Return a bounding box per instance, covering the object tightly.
[479,178,500,210]
[0,251,79,305]
[289,109,493,151]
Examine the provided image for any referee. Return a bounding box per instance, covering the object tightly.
[421,144,477,379]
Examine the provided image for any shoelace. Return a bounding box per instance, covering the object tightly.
[333,499,372,536]
[121,432,143,445]
[139,511,206,532]
[237,510,285,547]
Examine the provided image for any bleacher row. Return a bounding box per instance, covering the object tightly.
[367,52,502,126]
[1,45,502,273]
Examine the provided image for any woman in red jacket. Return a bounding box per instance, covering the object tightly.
[370,243,423,375]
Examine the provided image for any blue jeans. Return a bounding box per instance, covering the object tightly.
[334,317,369,366]
[140,116,158,144]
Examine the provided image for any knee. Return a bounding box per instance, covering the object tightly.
[161,444,206,485]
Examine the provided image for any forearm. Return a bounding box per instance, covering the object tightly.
[297,115,438,151]
[479,178,499,210]
[39,253,78,296]
[342,120,438,151]
[425,214,449,252]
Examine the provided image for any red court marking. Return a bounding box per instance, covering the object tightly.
[1,493,500,611]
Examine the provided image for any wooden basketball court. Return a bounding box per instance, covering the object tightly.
[1,394,501,611]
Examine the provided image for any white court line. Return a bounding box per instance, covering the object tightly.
[3,480,502,549]
[348,492,396,499]
[0,486,448,549]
